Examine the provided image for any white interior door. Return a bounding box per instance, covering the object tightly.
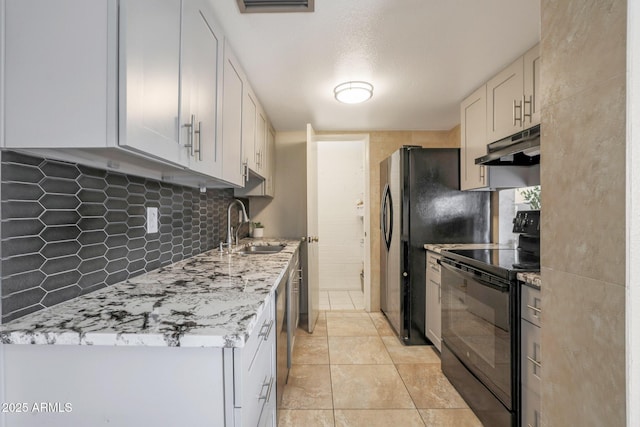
[306,124,320,332]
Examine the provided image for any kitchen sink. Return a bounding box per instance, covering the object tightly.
[235,244,286,255]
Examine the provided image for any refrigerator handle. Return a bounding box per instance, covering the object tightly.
[381,184,393,250]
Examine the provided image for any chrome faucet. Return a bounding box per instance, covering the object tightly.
[227,199,250,248]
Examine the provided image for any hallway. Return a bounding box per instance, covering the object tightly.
[278,311,482,426]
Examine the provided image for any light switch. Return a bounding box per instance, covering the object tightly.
[146,207,158,234]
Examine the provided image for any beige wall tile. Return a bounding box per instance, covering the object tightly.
[540,76,626,285]
[540,0,626,109]
[541,268,625,427]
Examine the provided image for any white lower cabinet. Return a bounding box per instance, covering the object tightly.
[229,297,276,427]
[521,284,542,427]
[425,251,442,351]
[1,295,277,427]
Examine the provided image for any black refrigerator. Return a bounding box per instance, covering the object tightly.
[380,147,491,345]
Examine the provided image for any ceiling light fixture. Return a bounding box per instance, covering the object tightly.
[334,81,374,104]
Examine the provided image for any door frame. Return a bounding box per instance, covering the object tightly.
[312,133,371,311]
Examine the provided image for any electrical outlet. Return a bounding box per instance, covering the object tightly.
[146,207,158,234]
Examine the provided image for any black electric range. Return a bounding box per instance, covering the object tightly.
[440,210,540,427]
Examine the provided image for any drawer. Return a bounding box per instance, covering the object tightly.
[521,319,541,393]
[521,284,541,327]
[240,339,274,427]
[234,297,275,408]
[522,385,541,427]
[426,252,441,277]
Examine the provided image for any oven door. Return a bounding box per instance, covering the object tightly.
[440,258,514,409]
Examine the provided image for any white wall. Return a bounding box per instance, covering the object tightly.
[317,140,364,291]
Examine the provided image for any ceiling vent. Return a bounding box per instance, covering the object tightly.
[236,0,314,13]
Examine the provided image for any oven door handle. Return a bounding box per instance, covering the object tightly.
[441,259,510,292]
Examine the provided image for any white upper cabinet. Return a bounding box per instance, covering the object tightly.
[460,85,488,191]
[265,126,276,197]
[119,0,184,164]
[179,0,224,178]
[242,89,259,175]
[1,0,259,187]
[523,44,541,128]
[486,43,540,143]
[256,106,268,179]
[221,41,245,187]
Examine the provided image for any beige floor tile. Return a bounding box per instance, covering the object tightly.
[381,336,440,364]
[327,315,379,337]
[281,364,334,409]
[326,312,370,319]
[331,303,356,310]
[293,336,329,365]
[328,336,393,364]
[331,365,415,409]
[299,312,328,337]
[369,312,396,336]
[278,409,335,427]
[334,409,425,427]
[396,364,468,409]
[418,408,482,427]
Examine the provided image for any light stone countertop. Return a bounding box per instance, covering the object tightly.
[518,272,542,288]
[0,239,299,348]
[424,243,513,254]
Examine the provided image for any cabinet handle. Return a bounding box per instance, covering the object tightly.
[527,304,541,314]
[527,355,542,369]
[242,160,249,183]
[183,114,195,156]
[259,376,274,401]
[524,95,533,123]
[194,121,202,161]
[259,319,274,341]
[513,99,523,126]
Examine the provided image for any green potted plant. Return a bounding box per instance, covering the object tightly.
[252,222,264,238]
[521,186,541,210]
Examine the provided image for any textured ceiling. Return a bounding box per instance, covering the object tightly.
[207,0,540,132]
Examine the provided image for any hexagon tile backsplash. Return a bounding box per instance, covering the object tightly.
[0,151,240,323]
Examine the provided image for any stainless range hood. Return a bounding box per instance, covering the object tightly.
[475,125,540,166]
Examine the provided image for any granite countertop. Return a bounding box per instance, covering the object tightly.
[518,272,542,288]
[424,243,513,254]
[0,239,299,348]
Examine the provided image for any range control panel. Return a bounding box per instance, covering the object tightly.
[513,210,540,235]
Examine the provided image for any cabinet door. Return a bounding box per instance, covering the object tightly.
[521,319,541,427]
[181,1,223,178]
[460,85,488,190]
[222,45,245,187]
[425,253,441,351]
[486,56,524,142]
[243,90,259,173]
[265,126,276,197]
[2,0,116,149]
[255,107,267,178]
[119,0,184,164]
[524,44,541,127]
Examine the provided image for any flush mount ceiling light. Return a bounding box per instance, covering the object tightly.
[334,81,374,104]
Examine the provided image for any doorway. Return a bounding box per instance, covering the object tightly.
[310,134,371,312]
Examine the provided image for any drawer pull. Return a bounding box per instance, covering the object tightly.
[259,320,274,341]
[526,304,541,314]
[527,355,542,369]
[259,376,274,401]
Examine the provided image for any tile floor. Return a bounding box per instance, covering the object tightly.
[319,291,365,311]
[278,310,483,427]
